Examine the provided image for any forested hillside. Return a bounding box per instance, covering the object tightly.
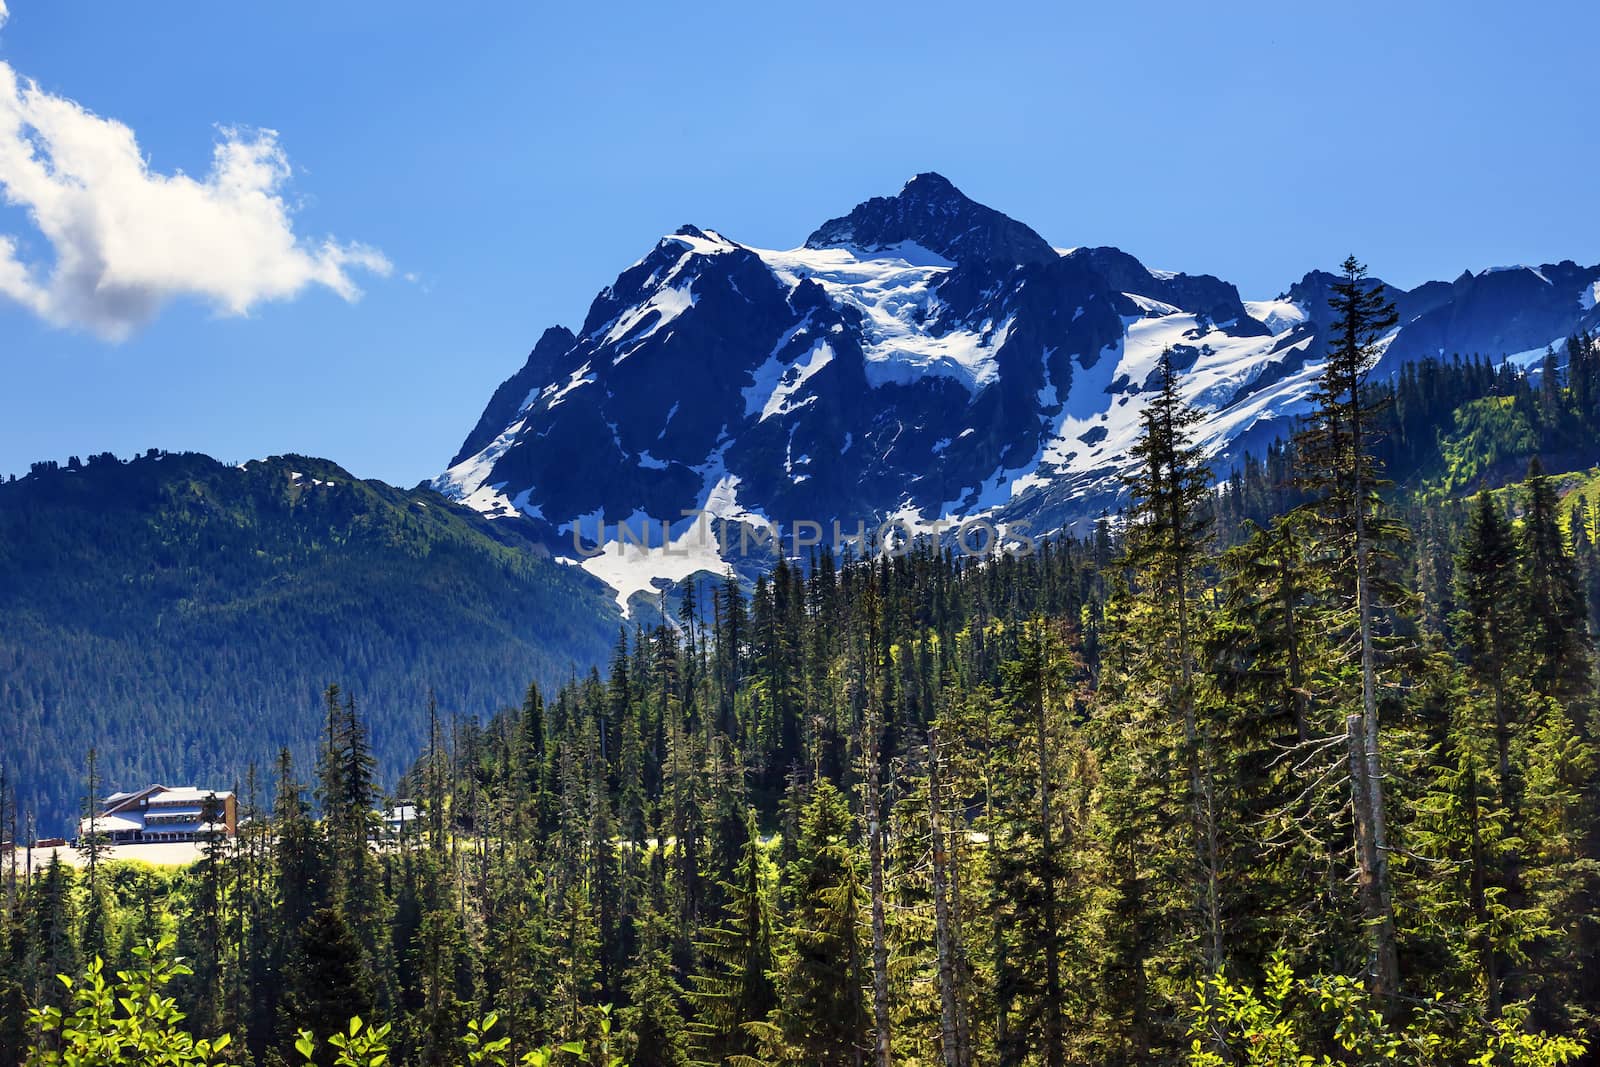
[0,452,621,833]
[4,266,1599,1066]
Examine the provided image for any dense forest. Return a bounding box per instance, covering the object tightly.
[0,452,622,832]
[5,263,1600,1065]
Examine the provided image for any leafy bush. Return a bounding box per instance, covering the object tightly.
[1185,954,1587,1067]
[25,935,233,1067]
[27,938,622,1067]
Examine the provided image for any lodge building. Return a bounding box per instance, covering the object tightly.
[80,784,237,845]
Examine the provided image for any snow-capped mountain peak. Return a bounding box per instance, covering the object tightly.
[436,174,1600,612]
[804,171,1058,267]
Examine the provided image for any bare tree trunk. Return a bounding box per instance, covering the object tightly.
[1176,576,1223,976]
[1163,391,1224,979]
[929,727,964,1067]
[1279,544,1311,744]
[980,712,1010,1059]
[866,711,893,1067]
[1464,759,1501,1018]
[1353,469,1399,1003]
[1035,696,1065,1067]
[948,833,973,1067]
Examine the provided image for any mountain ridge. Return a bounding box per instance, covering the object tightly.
[0,449,622,832]
[438,172,1600,610]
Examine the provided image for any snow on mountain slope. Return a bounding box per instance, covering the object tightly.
[1244,298,1309,334]
[756,243,1011,392]
[436,174,1600,612]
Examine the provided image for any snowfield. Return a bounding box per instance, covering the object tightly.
[757,242,1012,392]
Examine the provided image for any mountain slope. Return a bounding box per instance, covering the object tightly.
[0,451,621,833]
[439,173,1600,610]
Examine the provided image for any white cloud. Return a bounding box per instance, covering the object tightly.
[0,51,389,340]
[0,3,8,30]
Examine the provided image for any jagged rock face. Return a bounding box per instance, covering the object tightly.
[451,325,576,467]
[1380,261,1600,371]
[805,172,1059,267]
[1067,247,1268,336]
[437,172,1600,610]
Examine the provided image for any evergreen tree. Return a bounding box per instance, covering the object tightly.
[768,779,868,1066]
[994,620,1085,1067]
[687,809,776,1065]
[1453,488,1527,806]
[1520,459,1590,700]
[1122,348,1224,976]
[77,749,110,965]
[621,842,689,1067]
[283,906,376,1065]
[1294,255,1405,1002]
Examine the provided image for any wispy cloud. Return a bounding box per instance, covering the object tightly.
[0,13,388,340]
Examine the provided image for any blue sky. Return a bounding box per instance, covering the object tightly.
[1,0,1596,485]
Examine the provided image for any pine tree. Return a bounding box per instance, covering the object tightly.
[861,700,893,1067]
[77,748,110,965]
[24,856,79,1026]
[770,779,868,1066]
[926,723,971,1067]
[1122,348,1224,976]
[408,886,473,1066]
[181,792,230,1035]
[283,906,375,1064]
[687,809,776,1066]
[995,619,1092,1067]
[621,841,689,1067]
[1453,488,1526,807]
[1209,513,1359,978]
[1409,677,1533,1020]
[1520,459,1590,700]
[1519,698,1600,1039]
[1294,255,1405,1002]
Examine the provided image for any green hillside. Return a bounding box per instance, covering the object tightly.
[0,450,620,834]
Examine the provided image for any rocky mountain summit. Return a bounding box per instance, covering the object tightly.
[437,174,1600,610]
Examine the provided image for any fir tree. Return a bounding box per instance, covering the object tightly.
[1294,255,1405,1003]
[1453,488,1526,806]
[687,808,776,1066]
[283,906,376,1065]
[770,779,868,1066]
[1520,459,1590,700]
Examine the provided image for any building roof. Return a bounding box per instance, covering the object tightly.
[144,787,234,805]
[383,804,419,824]
[102,785,234,815]
[103,785,164,815]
